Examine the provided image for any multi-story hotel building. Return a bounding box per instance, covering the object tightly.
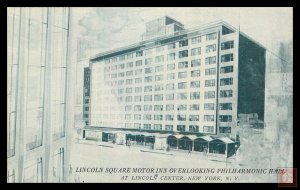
[7,8,73,182]
[88,16,266,139]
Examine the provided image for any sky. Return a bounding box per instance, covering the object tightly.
[72,7,293,56]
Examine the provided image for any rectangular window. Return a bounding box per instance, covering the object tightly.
[125,106,132,111]
[219,127,231,133]
[135,69,142,75]
[220,78,233,86]
[177,93,187,100]
[134,123,141,129]
[134,96,142,102]
[134,114,141,120]
[191,59,201,67]
[155,84,164,91]
[126,62,133,68]
[178,61,188,69]
[144,76,153,83]
[203,126,214,133]
[219,103,232,110]
[179,50,188,58]
[168,43,176,49]
[179,39,188,47]
[189,115,199,121]
[204,103,214,110]
[125,114,132,120]
[167,53,176,61]
[191,70,200,77]
[154,115,163,120]
[136,60,143,66]
[144,105,152,111]
[177,125,186,131]
[220,90,233,98]
[153,124,162,130]
[156,46,164,53]
[166,104,174,111]
[178,82,187,89]
[154,94,163,101]
[144,49,153,56]
[190,81,200,88]
[219,115,232,122]
[190,104,200,111]
[191,47,201,56]
[145,67,153,74]
[166,115,174,121]
[177,104,187,111]
[221,53,234,62]
[166,93,174,100]
[205,56,216,65]
[191,36,201,44]
[155,65,164,73]
[134,105,141,111]
[155,74,163,81]
[135,78,142,83]
[143,114,152,120]
[144,95,152,101]
[126,79,133,85]
[190,92,200,100]
[221,40,234,50]
[205,44,216,53]
[155,55,164,63]
[143,124,151,130]
[126,71,133,76]
[206,33,217,41]
[189,125,199,132]
[167,63,175,70]
[220,66,233,73]
[167,73,175,80]
[154,105,163,111]
[165,125,173,131]
[145,58,153,65]
[177,115,186,121]
[119,55,126,61]
[136,50,143,57]
[205,68,216,75]
[178,71,187,79]
[126,87,132,93]
[204,115,214,122]
[125,96,132,102]
[204,91,215,99]
[118,72,125,77]
[205,79,215,87]
[166,83,175,90]
[127,53,134,59]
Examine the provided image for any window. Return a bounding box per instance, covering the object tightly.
[178,82,187,89]
[145,58,153,65]
[205,79,215,87]
[191,47,201,56]
[167,63,175,70]
[156,46,164,53]
[191,36,201,44]
[154,115,163,120]
[177,104,187,111]
[125,96,132,102]
[136,60,143,66]
[135,69,142,75]
[204,115,214,122]
[127,53,134,59]
[179,39,188,47]
[221,41,234,50]
[155,65,164,73]
[166,83,175,90]
[144,95,152,101]
[219,115,232,122]
[189,125,199,132]
[191,70,200,77]
[144,49,153,56]
[126,88,132,93]
[166,93,174,100]
[205,56,216,65]
[134,105,141,111]
[111,73,117,78]
[155,74,163,81]
[178,71,187,79]
[177,115,186,121]
[155,55,164,63]
[119,64,125,69]
[166,115,174,121]
[111,65,117,71]
[155,84,164,91]
[118,80,124,85]
[154,94,163,101]
[190,81,200,88]
[136,50,143,57]
[126,71,133,76]
[220,78,233,86]
[221,53,234,62]
[191,59,201,67]
[134,96,142,102]
[166,104,174,111]
[144,105,152,111]
[189,115,199,121]
[168,43,176,49]
[134,123,141,129]
[126,79,133,85]
[177,93,187,100]
[126,62,133,68]
[125,114,132,120]
[119,55,126,61]
[125,106,132,111]
[145,67,153,74]
[178,61,188,69]
[205,68,216,75]
[177,125,186,131]
[143,124,151,130]
[153,124,162,130]
[167,73,175,80]
[134,114,141,120]
[118,72,125,77]
[206,33,217,41]
[179,50,188,58]
[135,78,142,83]
[190,104,200,110]
[190,92,200,100]
[204,103,214,110]
[144,76,152,83]
[203,126,214,133]
[205,44,216,53]
[143,114,152,120]
[220,66,233,73]
[219,127,231,133]
[167,53,175,61]
[205,91,215,99]
[165,125,173,131]
[220,90,233,98]
[219,103,232,110]
[154,105,163,111]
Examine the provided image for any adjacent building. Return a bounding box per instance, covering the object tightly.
[87,16,266,139]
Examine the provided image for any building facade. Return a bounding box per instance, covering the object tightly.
[88,16,265,139]
[7,7,73,182]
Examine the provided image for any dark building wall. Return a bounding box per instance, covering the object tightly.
[238,34,266,120]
